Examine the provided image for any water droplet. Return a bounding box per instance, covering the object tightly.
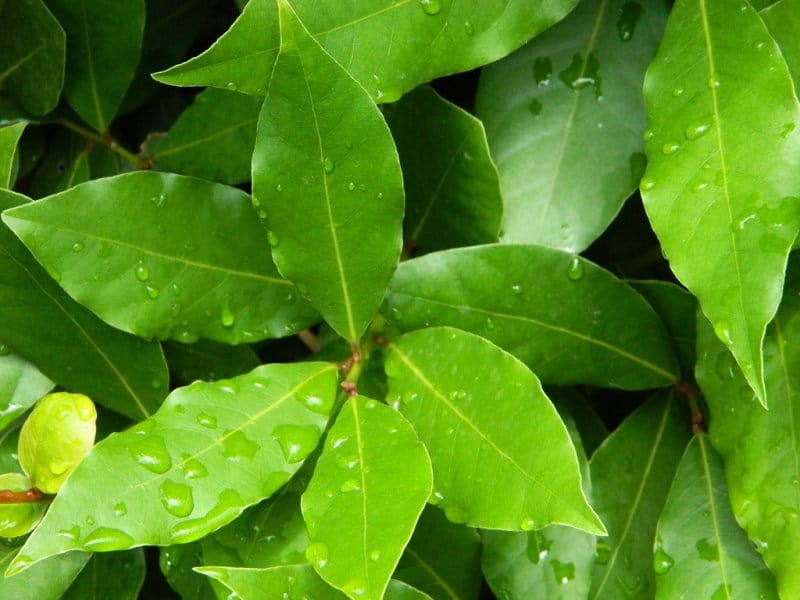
[533,56,552,86]
[226,82,238,91]
[300,394,331,415]
[170,303,181,317]
[135,262,150,282]
[267,230,279,247]
[159,480,195,518]
[130,436,172,474]
[347,182,355,191]
[171,283,181,296]
[558,53,602,98]
[305,542,329,568]
[566,256,584,280]
[661,141,681,155]
[222,430,259,461]
[520,517,538,531]
[197,413,217,429]
[653,544,674,574]
[146,285,159,299]
[419,0,442,15]
[323,157,335,174]
[0,343,9,356]
[272,424,320,463]
[391,307,403,320]
[708,74,721,89]
[485,317,495,330]
[221,295,235,327]
[617,2,642,42]
[429,490,444,505]
[528,99,542,116]
[551,559,575,584]
[594,540,611,565]
[643,129,654,141]
[340,479,361,493]
[58,525,80,541]
[48,459,71,475]
[83,527,135,551]
[781,122,796,138]
[641,177,655,191]
[464,20,474,35]
[696,537,719,561]
[444,504,469,524]
[511,284,523,295]
[369,549,381,561]
[672,87,684,97]
[169,489,243,544]
[181,456,208,480]
[692,180,709,192]
[113,502,128,516]
[344,579,367,597]
[714,321,733,346]
[685,122,710,140]
[71,242,85,252]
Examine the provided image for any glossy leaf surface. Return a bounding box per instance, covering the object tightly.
[2,172,317,345]
[641,0,800,404]
[761,0,800,95]
[384,86,501,253]
[46,0,144,132]
[0,189,168,420]
[482,413,595,600]
[654,434,778,600]
[394,507,482,600]
[9,362,337,573]
[150,87,262,185]
[61,550,145,600]
[384,244,679,389]
[252,1,403,342]
[160,543,216,600]
[0,0,64,116]
[385,326,604,534]
[302,396,433,599]
[0,544,88,600]
[155,0,579,102]
[0,351,54,433]
[476,0,667,252]
[0,123,26,189]
[589,394,690,600]
[695,259,800,598]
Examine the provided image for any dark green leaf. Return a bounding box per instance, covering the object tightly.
[2,172,318,344]
[384,244,679,389]
[150,87,262,185]
[160,543,217,600]
[197,564,347,600]
[155,0,580,102]
[61,550,145,600]
[0,189,168,420]
[589,394,690,600]
[0,350,54,434]
[8,362,337,573]
[0,542,88,600]
[24,128,90,199]
[385,326,605,534]
[695,258,800,598]
[0,0,65,115]
[394,507,481,600]
[653,434,778,600]
[163,340,261,385]
[0,123,26,189]
[252,1,403,342]
[384,86,501,253]
[641,0,800,405]
[476,0,668,252]
[46,0,145,132]
[301,396,433,599]
[762,0,800,96]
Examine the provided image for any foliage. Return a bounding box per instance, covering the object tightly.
[0,0,798,598]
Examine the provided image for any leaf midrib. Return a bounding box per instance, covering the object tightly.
[699,435,732,600]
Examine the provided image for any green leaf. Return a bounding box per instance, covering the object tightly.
[197,564,347,600]
[761,0,800,95]
[0,350,54,434]
[7,361,338,573]
[482,411,596,600]
[155,0,579,102]
[24,129,90,199]
[2,172,318,345]
[252,1,404,343]
[301,396,433,599]
[149,87,262,185]
[641,0,800,405]
[384,244,679,389]
[476,0,668,252]
[0,544,88,600]
[0,123,26,189]
[383,86,501,254]
[589,394,690,600]
[631,280,697,380]
[695,258,800,599]
[163,340,261,385]
[46,0,145,132]
[0,0,65,116]
[0,189,168,420]
[385,326,605,534]
[61,550,145,600]
[394,507,481,600]
[160,543,217,600]
[653,434,778,600]
[18,392,96,494]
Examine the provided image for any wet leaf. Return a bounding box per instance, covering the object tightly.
[0,542,88,600]
[384,86,502,253]
[385,326,605,534]
[0,123,26,189]
[653,434,778,600]
[251,1,403,342]
[61,549,145,600]
[301,396,433,599]
[476,0,668,252]
[761,0,800,95]
[7,362,337,573]
[2,172,318,345]
[384,244,679,389]
[641,0,800,405]
[160,543,216,600]
[0,351,54,434]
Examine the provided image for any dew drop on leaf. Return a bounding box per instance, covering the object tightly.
[520,517,538,531]
[181,457,209,480]
[464,20,474,35]
[196,413,218,429]
[159,480,195,518]
[617,2,642,42]
[418,0,442,15]
[323,157,335,174]
[685,122,710,140]
[653,542,675,574]
[566,256,584,281]
[222,430,259,461]
[271,424,320,463]
[113,502,128,516]
[340,479,361,493]
[129,436,172,474]
[83,527,135,551]
[71,242,84,252]
[305,541,329,568]
[134,262,150,282]
[444,504,469,524]
[661,141,682,155]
